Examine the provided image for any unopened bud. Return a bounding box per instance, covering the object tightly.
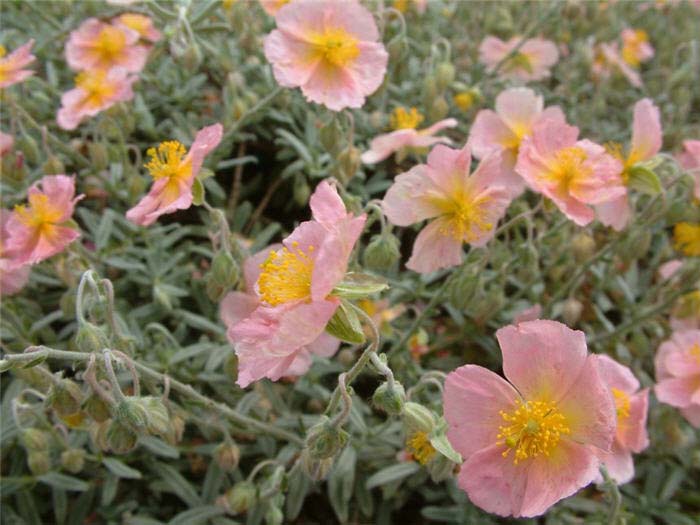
[214,440,241,472]
[293,175,311,206]
[106,419,138,454]
[84,394,112,423]
[562,298,583,326]
[402,402,436,434]
[300,447,334,481]
[372,381,406,416]
[426,454,456,483]
[114,398,149,430]
[16,135,40,164]
[363,233,400,273]
[60,448,86,474]
[449,265,480,309]
[223,480,257,515]
[74,322,110,353]
[422,77,438,103]
[88,142,109,171]
[305,417,349,459]
[165,409,186,446]
[49,380,84,417]
[22,428,50,451]
[333,146,361,184]
[571,233,596,262]
[28,451,51,475]
[141,396,170,437]
[435,62,455,91]
[429,96,449,122]
[319,116,344,155]
[265,504,284,525]
[42,155,65,175]
[90,419,111,451]
[211,250,240,289]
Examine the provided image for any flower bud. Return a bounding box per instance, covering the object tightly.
[60,448,86,474]
[448,265,480,309]
[42,155,65,175]
[562,298,583,326]
[422,77,438,104]
[89,419,111,451]
[429,96,449,122]
[16,135,40,164]
[74,322,110,353]
[214,440,241,472]
[210,250,240,290]
[88,142,109,171]
[425,454,456,483]
[300,447,334,481]
[22,428,50,451]
[372,381,406,416]
[435,62,455,91]
[13,366,52,392]
[165,408,186,446]
[223,481,257,515]
[49,380,84,417]
[571,233,596,262]
[305,417,349,459]
[293,175,311,207]
[106,419,138,454]
[84,394,112,423]
[332,146,361,184]
[27,451,51,475]
[319,116,344,156]
[363,233,401,273]
[402,402,436,434]
[114,398,149,430]
[265,504,284,525]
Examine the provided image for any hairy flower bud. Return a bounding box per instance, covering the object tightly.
[293,175,311,207]
[74,322,110,353]
[114,398,149,430]
[562,298,583,326]
[27,451,51,476]
[106,419,138,454]
[429,96,449,122]
[60,448,86,474]
[305,417,349,459]
[84,394,112,423]
[333,146,361,184]
[89,420,111,451]
[571,233,596,262]
[42,155,65,175]
[265,504,284,525]
[363,233,401,273]
[21,428,50,451]
[449,265,480,309]
[425,453,457,483]
[435,62,455,91]
[372,381,406,416]
[223,481,257,515]
[211,250,240,290]
[49,379,84,417]
[300,447,334,481]
[319,116,344,156]
[402,402,436,434]
[88,142,109,171]
[214,440,241,472]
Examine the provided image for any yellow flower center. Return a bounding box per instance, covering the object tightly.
[14,193,65,230]
[611,388,631,420]
[453,91,475,112]
[74,70,117,109]
[0,45,6,58]
[308,27,360,68]
[504,52,534,74]
[673,222,700,257]
[622,30,649,68]
[430,190,493,242]
[497,399,571,465]
[144,141,191,182]
[257,242,315,306]
[689,344,700,365]
[674,291,700,321]
[406,430,436,465]
[391,107,424,130]
[547,146,590,196]
[119,14,151,37]
[93,25,128,66]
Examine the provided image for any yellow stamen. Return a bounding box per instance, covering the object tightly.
[74,70,117,110]
[547,146,590,196]
[622,30,649,68]
[673,222,700,256]
[144,141,191,182]
[307,27,360,68]
[391,107,424,130]
[14,193,65,230]
[406,430,436,465]
[497,399,570,465]
[453,91,474,112]
[503,52,534,74]
[257,242,314,306]
[689,344,700,365]
[119,14,151,37]
[611,388,631,420]
[93,25,127,66]
[430,189,493,242]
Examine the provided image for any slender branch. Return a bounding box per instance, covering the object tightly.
[103,349,126,403]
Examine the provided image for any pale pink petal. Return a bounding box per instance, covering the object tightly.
[285,350,313,377]
[658,259,683,281]
[0,259,30,296]
[620,389,649,453]
[382,164,445,226]
[597,354,640,394]
[305,332,340,358]
[494,88,544,135]
[406,218,464,273]
[596,441,635,485]
[678,140,700,199]
[310,180,347,227]
[596,194,630,231]
[514,304,542,324]
[418,118,458,137]
[520,38,559,81]
[0,40,35,88]
[655,377,699,408]
[187,123,224,180]
[444,364,521,459]
[263,30,320,88]
[629,98,662,163]
[665,348,700,377]
[469,109,518,159]
[680,405,700,427]
[361,129,418,164]
[236,351,298,388]
[220,291,259,329]
[479,36,511,71]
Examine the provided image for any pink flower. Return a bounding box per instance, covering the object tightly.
[593,43,642,88]
[677,139,700,200]
[57,68,138,130]
[362,106,457,164]
[514,303,542,324]
[220,244,340,386]
[515,116,625,226]
[596,98,662,231]
[479,36,559,82]
[127,123,223,226]
[655,329,700,427]
[444,320,616,517]
[0,131,13,157]
[658,259,683,281]
[226,181,365,387]
[0,40,36,88]
[3,175,84,267]
[114,13,162,43]
[383,144,512,273]
[259,0,290,15]
[263,0,388,111]
[65,18,148,73]
[621,29,654,68]
[469,87,566,197]
[0,210,30,297]
[595,355,649,484]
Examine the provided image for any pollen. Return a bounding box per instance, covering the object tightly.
[93,25,128,66]
[257,242,315,306]
[308,27,360,68]
[431,190,493,242]
[504,51,534,74]
[622,30,649,68]
[611,388,631,420]
[406,430,436,465]
[74,70,117,109]
[548,146,590,196]
[144,141,191,182]
[391,107,424,130]
[673,222,700,256]
[497,399,571,465]
[14,193,65,229]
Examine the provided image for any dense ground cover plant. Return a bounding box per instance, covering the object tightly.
[1,0,699,524]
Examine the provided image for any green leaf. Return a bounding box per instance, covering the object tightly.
[38,472,89,492]
[332,272,389,299]
[286,465,311,521]
[102,458,143,479]
[151,463,202,507]
[365,462,420,490]
[325,299,365,344]
[169,506,226,525]
[139,436,180,459]
[429,433,462,464]
[192,177,206,206]
[627,165,662,195]
[328,446,356,523]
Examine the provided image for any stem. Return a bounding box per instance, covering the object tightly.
[84,353,115,407]
[2,347,303,445]
[600,465,623,525]
[103,350,127,403]
[329,373,352,428]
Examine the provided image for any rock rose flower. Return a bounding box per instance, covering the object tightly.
[114,13,162,43]
[57,68,138,130]
[515,116,625,226]
[592,42,643,88]
[0,210,30,296]
[383,144,512,273]
[362,107,458,164]
[226,181,366,387]
[220,245,340,387]
[444,320,616,517]
[678,139,700,199]
[469,87,565,197]
[479,36,559,81]
[127,123,223,226]
[65,17,148,72]
[621,29,654,68]
[3,175,84,267]
[263,0,388,111]
[595,355,649,484]
[0,40,36,88]
[596,98,662,231]
[673,222,700,256]
[655,329,700,427]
